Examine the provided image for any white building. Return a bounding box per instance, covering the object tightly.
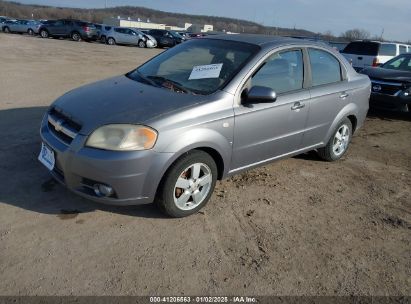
[102,17,213,33]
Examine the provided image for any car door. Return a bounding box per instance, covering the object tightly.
[302,48,353,147]
[125,29,138,45]
[114,28,127,44]
[50,20,64,35]
[231,48,310,170]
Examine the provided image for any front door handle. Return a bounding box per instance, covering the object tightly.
[340,92,349,99]
[291,102,305,111]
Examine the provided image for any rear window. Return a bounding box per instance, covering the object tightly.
[342,42,379,56]
[379,44,396,56]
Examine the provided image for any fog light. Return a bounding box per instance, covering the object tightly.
[93,184,114,197]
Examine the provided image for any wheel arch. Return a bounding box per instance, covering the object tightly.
[325,103,359,144]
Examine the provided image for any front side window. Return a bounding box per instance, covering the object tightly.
[308,48,342,86]
[251,49,304,94]
[128,39,259,95]
[379,44,396,56]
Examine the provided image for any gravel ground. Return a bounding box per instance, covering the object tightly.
[0,34,410,296]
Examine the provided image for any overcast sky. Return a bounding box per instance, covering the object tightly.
[10,0,411,42]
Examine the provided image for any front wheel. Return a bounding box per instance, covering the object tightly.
[317,118,352,161]
[138,40,146,48]
[27,28,34,35]
[100,36,106,44]
[156,151,217,218]
[3,27,10,33]
[107,37,116,45]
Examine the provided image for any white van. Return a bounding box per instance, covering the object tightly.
[341,41,411,71]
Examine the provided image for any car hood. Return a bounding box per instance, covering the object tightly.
[361,67,411,83]
[52,75,209,135]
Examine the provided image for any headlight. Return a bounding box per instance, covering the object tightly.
[86,124,157,151]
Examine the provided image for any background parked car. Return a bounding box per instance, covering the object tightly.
[342,41,411,71]
[360,53,411,112]
[328,41,349,52]
[147,29,185,47]
[38,19,98,41]
[2,19,41,35]
[0,16,10,31]
[102,27,154,48]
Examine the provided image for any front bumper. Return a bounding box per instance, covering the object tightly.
[370,92,411,111]
[40,114,173,206]
[146,40,157,48]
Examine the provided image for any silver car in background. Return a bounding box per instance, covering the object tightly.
[39,35,370,217]
[102,26,157,48]
[2,19,41,35]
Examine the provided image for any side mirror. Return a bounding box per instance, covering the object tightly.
[245,86,277,103]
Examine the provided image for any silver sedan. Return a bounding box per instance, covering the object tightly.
[39,35,370,217]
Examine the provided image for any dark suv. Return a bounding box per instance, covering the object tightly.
[38,19,98,41]
[147,29,185,48]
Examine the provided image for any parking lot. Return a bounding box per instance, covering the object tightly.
[0,34,410,296]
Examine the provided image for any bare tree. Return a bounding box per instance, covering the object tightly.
[340,28,370,41]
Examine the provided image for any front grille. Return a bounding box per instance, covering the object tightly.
[371,79,403,96]
[47,108,81,145]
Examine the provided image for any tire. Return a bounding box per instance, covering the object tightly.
[138,40,146,48]
[100,35,106,44]
[39,29,49,38]
[107,37,116,45]
[156,150,218,218]
[71,31,81,41]
[317,118,352,161]
[3,27,10,33]
[27,28,34,35]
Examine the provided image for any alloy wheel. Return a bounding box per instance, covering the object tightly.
[333,124,350,156]
[173,163,213,211]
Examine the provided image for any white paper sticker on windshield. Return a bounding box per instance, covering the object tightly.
[189,63,223,80]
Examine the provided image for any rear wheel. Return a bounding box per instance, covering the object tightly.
[100,35,106,44]
[317,118,352,161]
[107,37,116,45]
[156,150,217,218]
[138,40,146,48]
[27,28,34,35]
[71,31,81,41]
[3,27,10,33]
[39,29,49,38]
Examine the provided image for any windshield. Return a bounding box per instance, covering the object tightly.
[170,31,183,39]
[382,55,411,72]
[127,39,260,95]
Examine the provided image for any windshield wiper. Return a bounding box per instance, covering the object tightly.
[132,71,161,88]
[147,75,193,94]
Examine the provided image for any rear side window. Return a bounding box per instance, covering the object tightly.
[342,42,379,56]
[379,44,396,56]
[104,26,111,31]
[399,45,407,54]
[308,48,342,86]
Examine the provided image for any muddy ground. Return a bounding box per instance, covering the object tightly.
[0,34,410,296]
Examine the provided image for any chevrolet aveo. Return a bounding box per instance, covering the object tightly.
[39,35,371,217]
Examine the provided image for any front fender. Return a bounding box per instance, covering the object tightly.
[159,127,233,177]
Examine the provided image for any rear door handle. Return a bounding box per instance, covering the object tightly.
[291,102,305,111]
[340,92,349,99]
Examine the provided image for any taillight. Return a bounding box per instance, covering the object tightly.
[372,58,380,67]
[83,26,90,32]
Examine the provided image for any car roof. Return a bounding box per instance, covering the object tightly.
[202,34,324,48]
